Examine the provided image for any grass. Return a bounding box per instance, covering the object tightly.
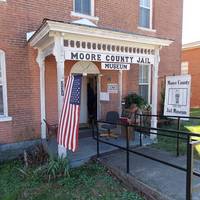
[152,108,200,157]
[0,160,143,200]
[190,108,200,117]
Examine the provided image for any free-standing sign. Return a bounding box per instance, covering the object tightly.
[164,75,191,117]
[101,63,130,70]
[65,50,154,65]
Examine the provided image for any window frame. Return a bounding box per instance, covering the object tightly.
[0,50,10,120]
[139,64,151,104]
[138,0,153,30]
[73,0,94,17]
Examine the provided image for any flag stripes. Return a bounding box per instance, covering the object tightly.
[57,75,82,152]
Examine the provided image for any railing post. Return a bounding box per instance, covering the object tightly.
[126,125,130,173]
[186,134,193,200]
[177,117,181,157]
[96,122,100,158]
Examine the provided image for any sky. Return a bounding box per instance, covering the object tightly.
[182,0,200,44]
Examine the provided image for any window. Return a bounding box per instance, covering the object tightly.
[74,0,92,16]
[139,0,152,29]
[0,50,8,117]
[181,62,189,75]
[139,65,151,103]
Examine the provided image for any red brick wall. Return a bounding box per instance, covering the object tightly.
[182,48,200,108]
[0,0,183,144]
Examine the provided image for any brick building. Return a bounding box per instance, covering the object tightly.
[182,42,200,108]
[0,0,183,155]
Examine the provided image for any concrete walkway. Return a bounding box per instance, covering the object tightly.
[99,147,200,200]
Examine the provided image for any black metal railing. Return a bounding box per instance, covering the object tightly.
[134,113,200,157]
[93,119,200,200]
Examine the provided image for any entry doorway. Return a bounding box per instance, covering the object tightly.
[80,75,98,127]
[70,61,100,129]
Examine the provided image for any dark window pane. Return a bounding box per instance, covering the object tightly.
[0,86,4,115]
[139,85,149,102]
[75,0,91,15]
[139,7,150,28]
[75,0,82,13]
[82,0,91,15]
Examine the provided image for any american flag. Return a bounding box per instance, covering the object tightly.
[58,75,82,152]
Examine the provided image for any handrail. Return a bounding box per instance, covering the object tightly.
[94,120,200,200]
[135,113,200,120]
[97,120,200,138]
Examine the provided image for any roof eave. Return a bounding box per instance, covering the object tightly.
[29,20,174,48]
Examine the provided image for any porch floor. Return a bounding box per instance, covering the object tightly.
[45,128,153,167]
[99,146,200,200]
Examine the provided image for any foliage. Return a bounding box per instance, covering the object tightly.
[46,156,70,180]
[21,144,49,167]
[124,93,147,109]
[160,85,165,115]
[190,108,200,117]
[0,161,143,200]
[18,156,70,182]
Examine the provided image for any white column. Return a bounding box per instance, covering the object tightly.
[53,34,67,157]
[36,51,46,139]
[119,70,123,115]
[151,48,160,140]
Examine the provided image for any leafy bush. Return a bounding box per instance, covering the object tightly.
[21,144,49,167]
[18,156,70,182]
[46,156,70,180]
[160,86,165,115]
[124,93,147,109]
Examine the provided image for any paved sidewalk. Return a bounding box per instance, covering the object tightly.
[100,147,200,200]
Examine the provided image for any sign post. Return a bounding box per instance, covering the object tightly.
[164,75,191,118]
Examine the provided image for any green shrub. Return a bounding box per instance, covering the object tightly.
[46,156,70,181]
[124,93,147,109]
[18,156,70,182]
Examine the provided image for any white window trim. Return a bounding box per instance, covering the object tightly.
[0,50,11,121]
[71,11,99,21]
[139,0,153,30]
[139,64,151,104]
[72,0,99,21]
[138,26,156,32]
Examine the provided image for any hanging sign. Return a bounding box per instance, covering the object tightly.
[65,50,154,65]
[101,63,130,71]
[164,75,191,117]
[100,92,110,101]
[107,84,119,94]
[61,80,64,96]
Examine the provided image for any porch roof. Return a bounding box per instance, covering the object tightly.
[29,19,173,49]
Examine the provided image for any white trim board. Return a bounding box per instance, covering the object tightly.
[0,50,9,118]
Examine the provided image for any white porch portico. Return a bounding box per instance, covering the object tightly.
[29,19,173,157]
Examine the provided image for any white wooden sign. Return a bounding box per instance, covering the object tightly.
[100,92,110,101]
[101,63,130,70]
[107,84,119,94]
[65,50,154,64]
[164,75,191,117]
